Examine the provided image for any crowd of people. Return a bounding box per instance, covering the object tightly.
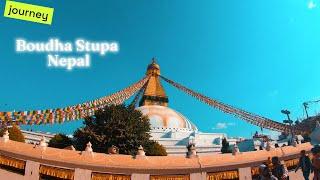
[257,146,320,180]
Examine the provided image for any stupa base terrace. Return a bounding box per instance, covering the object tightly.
[0,137,313,180]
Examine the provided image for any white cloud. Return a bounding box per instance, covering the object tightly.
[308,1,316,9]
[212,122,235,130]
[215,123,227,129]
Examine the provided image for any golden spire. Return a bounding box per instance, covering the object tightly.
[139,58,168,107]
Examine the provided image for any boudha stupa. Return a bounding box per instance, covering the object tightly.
[136,60,236,155]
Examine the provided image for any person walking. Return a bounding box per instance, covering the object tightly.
[295,150,312,180]
[259,164,267,179]
[260,166,278,180]
[312,146,320,180]
[271,156,289,180]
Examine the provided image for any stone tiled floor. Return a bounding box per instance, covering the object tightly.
[288,169,313,180]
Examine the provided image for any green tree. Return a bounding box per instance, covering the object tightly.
[0,125,25,142]
[48,134,73,149]
[73,104,167,156]
[221,137,231,153]
[144,140,167,156]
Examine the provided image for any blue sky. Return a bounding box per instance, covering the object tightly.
[1,0,320,138]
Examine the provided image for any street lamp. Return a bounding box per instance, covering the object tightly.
[281,109,294,145]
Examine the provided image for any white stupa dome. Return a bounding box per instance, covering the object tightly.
[136,105,198,131]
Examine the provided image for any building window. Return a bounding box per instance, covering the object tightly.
[0,155,25,175]
[207,170,239,180]
[251,166,260,179]
[91,172,131,180]
[150,175,190,180]
[39,165,74,180]
[284,158,299,171]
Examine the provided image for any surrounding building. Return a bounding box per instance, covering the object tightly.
[22,130,54,144]
[237,131,306,152]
